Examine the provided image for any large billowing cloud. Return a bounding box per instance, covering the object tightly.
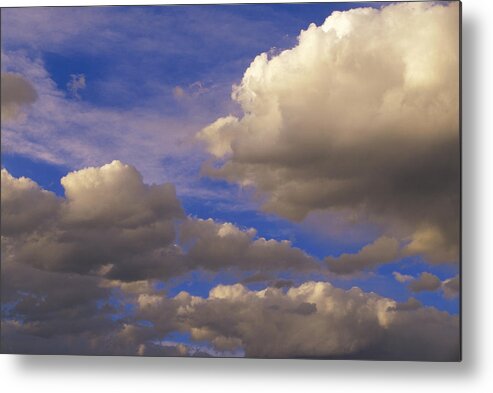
[1,161,186,281]
[0,162,317,282]
[60,160,183,228]
[198,2,460,264]
[166,282,459,360]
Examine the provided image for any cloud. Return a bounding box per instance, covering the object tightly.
[60,160,183,228]
[241,272,274,284]
[0,4,303,194]
[173,86,187,100]
[180,218,318,275]
[1,162,186,281]
[1,169,60,236]
[198,2,460,264]
[172,282,459,360]
[0,50,211,188]
[198,115,239,158]
[325,236,400,275]
[387,297,422,312]
[0,319,187,356]
[0,72,38,121]
[1,163,319,282]
[1,165,459,360]
[269,279,295,289]
[173,82,209,101]
[1,5,460,359]
[67,73,86,99]
[2,262,459,359]
[0,250,137,355]
[290,301,317,315]
[394,271,460,298]
[408,272,442,293]
[1,261,112,339]
[442,275,460,299]
[392,271,414,283]
[1,241,183,356]
[403,225,459,263]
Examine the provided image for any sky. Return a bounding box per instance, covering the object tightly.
[1,2,460,360]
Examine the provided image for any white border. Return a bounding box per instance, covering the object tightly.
[1,0,492,391]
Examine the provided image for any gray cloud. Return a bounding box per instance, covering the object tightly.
[1,163,459,359]
[2,227,459,360]
[269,279,295,289]
[290,301,317,316]
[1,169,60,236]
[0,254,121,353]
[392,271,414,283]
[172,282,459,360]
[325,236,400,275]
[408,272,442,293]
[241,272,274,284]
[0,319,188,357]
[396,272,460,298]
[442,275,460,299]
[60,160,184,228]
[1,162,319,283]
[1,4,461,359]
[197,2,460,264]
[1,162,186,282]
[1,72,38,121]
[3,276,459,359]
[387,297,422,312]
[1,245,182,355]
[180,218,318,275]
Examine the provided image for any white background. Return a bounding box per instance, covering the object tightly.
[0,0,491,391]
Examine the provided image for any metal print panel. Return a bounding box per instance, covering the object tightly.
[0,1,461,360]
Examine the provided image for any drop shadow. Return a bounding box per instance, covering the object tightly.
[4,5,480,381]
[460,8,480,378]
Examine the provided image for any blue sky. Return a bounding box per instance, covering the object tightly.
[1,3,460,358]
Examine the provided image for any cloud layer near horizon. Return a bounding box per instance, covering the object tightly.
[198,2,460,264]
[169,281,459,360]
[1,162,459,359]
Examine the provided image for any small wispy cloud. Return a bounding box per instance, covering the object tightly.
[67,73,86,99]
[173,81,209,101]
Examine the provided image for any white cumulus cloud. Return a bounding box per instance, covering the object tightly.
[198,2,460,264]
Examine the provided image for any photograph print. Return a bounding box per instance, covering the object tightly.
[0,1,461,360]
